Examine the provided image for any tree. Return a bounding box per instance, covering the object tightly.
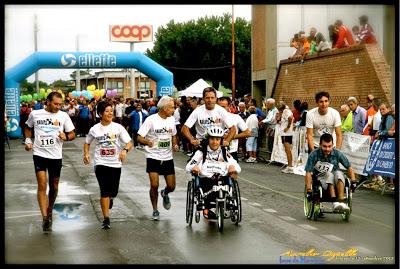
[19,79,48,95]
[145,13,251,98]
[51,79,69,88]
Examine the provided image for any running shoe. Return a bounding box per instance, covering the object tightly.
[42,218,52,232]
[102,217,111,229]
[281,167,294,174]
[161,189,171,210]
[152,210,160,221]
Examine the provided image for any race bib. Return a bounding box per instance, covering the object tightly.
[317,127,331,136]
[157,138,171,149]
[315,161,334,174]
[99,146,116,158]
[204,161,225,174]
[38,134,56,148]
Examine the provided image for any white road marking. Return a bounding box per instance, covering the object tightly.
[174,166,184,171]
[250,202,262,207]
[297,224,318,230]
[241,197,248,201]
[321,234,345,241]
[5,213,42,219]
[263,208,277,213]
[279,216,296,221]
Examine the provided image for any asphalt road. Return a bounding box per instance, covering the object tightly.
[4,137,397,264]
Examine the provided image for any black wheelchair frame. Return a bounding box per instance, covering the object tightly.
[186,174,242,232]
[304,175,353,222]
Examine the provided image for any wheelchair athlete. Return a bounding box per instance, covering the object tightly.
[186,126,241,217]
[305,133,357,213]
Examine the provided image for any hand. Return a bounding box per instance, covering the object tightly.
[222,140,230,147]
[306,191,312,201]
[25,143,33,151]
[190,138,200,146]
[119,150,127,162]
[191,166,200,175]
[147,140,154,147]
[59,131,67,141]
[228,165,237,175]
[83,154,90,165]
[172,144,179,152]
[284,127,289,132]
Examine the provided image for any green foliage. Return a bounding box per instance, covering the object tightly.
[19,79,48,95]
[51,79,69,88]
[146,13,251,98]
[218,82,232,97]
[69,70,92,80]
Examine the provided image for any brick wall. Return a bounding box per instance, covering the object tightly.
[271,44,392,110]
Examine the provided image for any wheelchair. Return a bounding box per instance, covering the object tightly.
[186,173,242,232]
[304,174,353,222]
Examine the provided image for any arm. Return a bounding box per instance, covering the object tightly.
[59,130,75,142]
[223,125,237,147]
[305,172,313,192]
[235,128,250,139]
[347,167,356,181]
[172,135,179,152]
[186,150,203,174]
[83,143,91,164]
[306,127,315,152]
[119,141,133,162]
[137,135,154,148]
[334,126,342,149]
[24,126,33,151]
[181,125,200,146]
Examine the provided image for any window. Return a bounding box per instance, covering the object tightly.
[107,80,124,93]
[140,81,150,92]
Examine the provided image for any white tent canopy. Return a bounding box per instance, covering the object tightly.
[178,78,223,98]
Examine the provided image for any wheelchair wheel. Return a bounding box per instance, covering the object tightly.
[304,186,314,219]
[313,204,320,221]
[186,180,194,225]
[217,202,224,232]
[231,180,242,225]
[195,211,200,223]
[342,185,352,222]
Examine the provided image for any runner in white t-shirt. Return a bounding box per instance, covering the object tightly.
[24,92,75,232]
[217,97,250,161]
[306,91,342,152]
[277,103,295,174]
[137,96,179,220]
[83,100,133,229]
[181,87,236,148]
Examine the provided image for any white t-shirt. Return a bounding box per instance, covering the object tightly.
[306,107,341,147]
[115,103,124,118]
[185,145,241,178]
[226,113,248,153]
[372,110,381,131]
[184,104,234,140]
[173,108,180,126]
[279,108,294,136]
[25,109,75,159]
[137,113,177,161]
[85,122,131,168]
[246,114,259,137]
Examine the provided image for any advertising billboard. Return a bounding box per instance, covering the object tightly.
[110,25,153,42]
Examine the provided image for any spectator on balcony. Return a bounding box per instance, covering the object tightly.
[359,15,377,44]
[352,25,362,44]
[309,27,330,53]
[347,97,366,135]
[328,24,339,48]
[333,20,354,49]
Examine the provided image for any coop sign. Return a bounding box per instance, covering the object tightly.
[110,25,153,42]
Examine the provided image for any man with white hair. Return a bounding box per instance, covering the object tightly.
[261,98,279,153]
[339,104,353,133]
[137,96,179,220]
[347,96,366,134]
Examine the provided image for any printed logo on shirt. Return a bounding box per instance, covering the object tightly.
[154,127,173,134]
[199,117,221,125]
[36,118,59,126]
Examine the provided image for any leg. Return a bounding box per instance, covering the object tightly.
[336,180,345,200]
[47,176,60,214]
[100,197,110,218]
[36,171,49,219]
[328,184,336,199]
[163,174,176,195]
[283,142,293,167]
[149,172,160,211]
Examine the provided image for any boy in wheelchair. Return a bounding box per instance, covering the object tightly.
[186,126,241,217]
[305,133,357,213]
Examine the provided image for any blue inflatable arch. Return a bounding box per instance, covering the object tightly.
[5,51,174,137]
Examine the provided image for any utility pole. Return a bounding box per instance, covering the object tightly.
[76,35,81,91]
[34,14,39,93]
[130,43,136,98]
[231,5,236,101]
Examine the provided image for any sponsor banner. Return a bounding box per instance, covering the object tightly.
[110,25,153,42]
[363,138,395,177]
[271,128,371,176]
[60,53,117,68]
[339,132,371,176]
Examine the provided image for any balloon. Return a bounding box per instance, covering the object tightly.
[106,90,111,97]
[26,94,33,102]
[100,89,105,97]
[20,95,26,102]
[61,93,65,101]
[112,89,117,96]
[39,88,46,94]
[40,92,46,100]
[33,93,38,100]
[46,89,52,94]
[87,91,93,100]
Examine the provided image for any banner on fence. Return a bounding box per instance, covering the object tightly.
[270,128,371,176]
[363,138,395,177]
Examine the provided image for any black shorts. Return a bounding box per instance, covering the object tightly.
[33,155,62,178]
[281,136,293,145]
[94,165,121,198]
[146,158,175,175]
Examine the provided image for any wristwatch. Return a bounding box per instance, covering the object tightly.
[123,147,129,153]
